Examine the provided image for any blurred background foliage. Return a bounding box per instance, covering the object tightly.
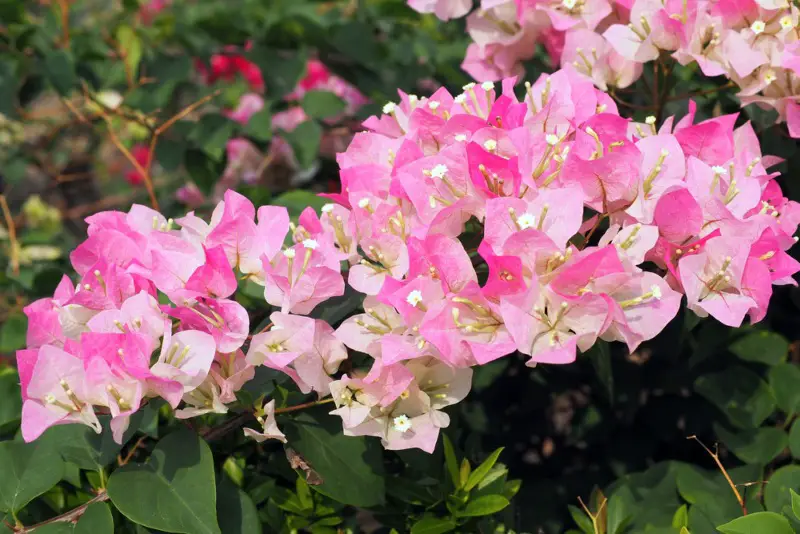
[1,1,800,533]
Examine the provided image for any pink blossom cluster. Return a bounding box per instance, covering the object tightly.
[20,69,800,453]
[408,0,800,136]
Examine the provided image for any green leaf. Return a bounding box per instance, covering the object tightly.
[442,435,459,488]
[713,424,788,464]
[272,189,328,219]
[672,504,689,528]
[695,366,776,429]
[248,47,306,100]
[36,501,114,534]
[607,486,635,534]
[43,49,77,96]
[39,414,141,471]
[216,479,259,534]
[730,331,788,366]
[464,448,504,491]
[189,114,237,162]
[0,367,22,428]
[459,495,510,517]
[765,465,800,513]
[244,109,272,142]
[568,504,593,534]
[769,363,800,414]
[588,340,613,402]
[282,411,385,507]
[185,149,226,196]
[791,489,800,521]
[410,517,456,534]
[717,511,793,534]
[116,25,142,79]
[789,419,800,459]
[302,91,346,120]
[0,313,26,352]
[281,120,322,170]
[107,429,221,534]
[0,440,64,513]
[330,22,381,67]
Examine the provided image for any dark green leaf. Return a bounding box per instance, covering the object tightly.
[301,91,346,120]
[189,114,237,162]
[0,367,22,428]
[410,517,456,534]
[44,50,77,96]
[330,22,380,67]
[769,363,800,414]
[185,149,225,196]
[695,366,776,429]
[281,120,321,170]
[714,424,788,464]
[282,411,385,507]
[790,419,800,459]
[459,495,510,517]
[730,331,788,365]
[588,340,613,402]
[155,138,187,172]
[248,48,306,100]
[216,478,259,534]
[0,313,26,352]
[107,429,220,534]
[717,511,793,534]
[0,439,64,513]
[244,109,272,142]
[39,413,142,471]
[765,465,800,513]
[272,189,328,219]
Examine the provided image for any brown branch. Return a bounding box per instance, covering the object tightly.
[15,491,109,533]
[0,195,19,276]
[609,92,655,111]
[55,0,70,48]
[81,85,159,211]
[666,82,736,102]
[117,436,147,466]
[201,411,255,441]
[274,398,334,415]
[687,435,747,516]
[201,398,336,441]
[144,88,223,178]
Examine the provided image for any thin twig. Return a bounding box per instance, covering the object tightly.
[14,491,109,533]
[0,195,19,276]
[82,86,159,210]
[201,398,336,441]
[143,89,223,188]
[609,92,654,111]
[687,435,747,516]
[55,0,70,47]
[117,436,147,466]
[666,82,736,102]
[275,397,335,415]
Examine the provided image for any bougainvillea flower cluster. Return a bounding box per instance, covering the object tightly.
[20,67,799,453]
[408,0,800,137]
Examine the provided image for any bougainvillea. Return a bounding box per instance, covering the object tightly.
[409,0,800,137]
[19,67,799,457]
